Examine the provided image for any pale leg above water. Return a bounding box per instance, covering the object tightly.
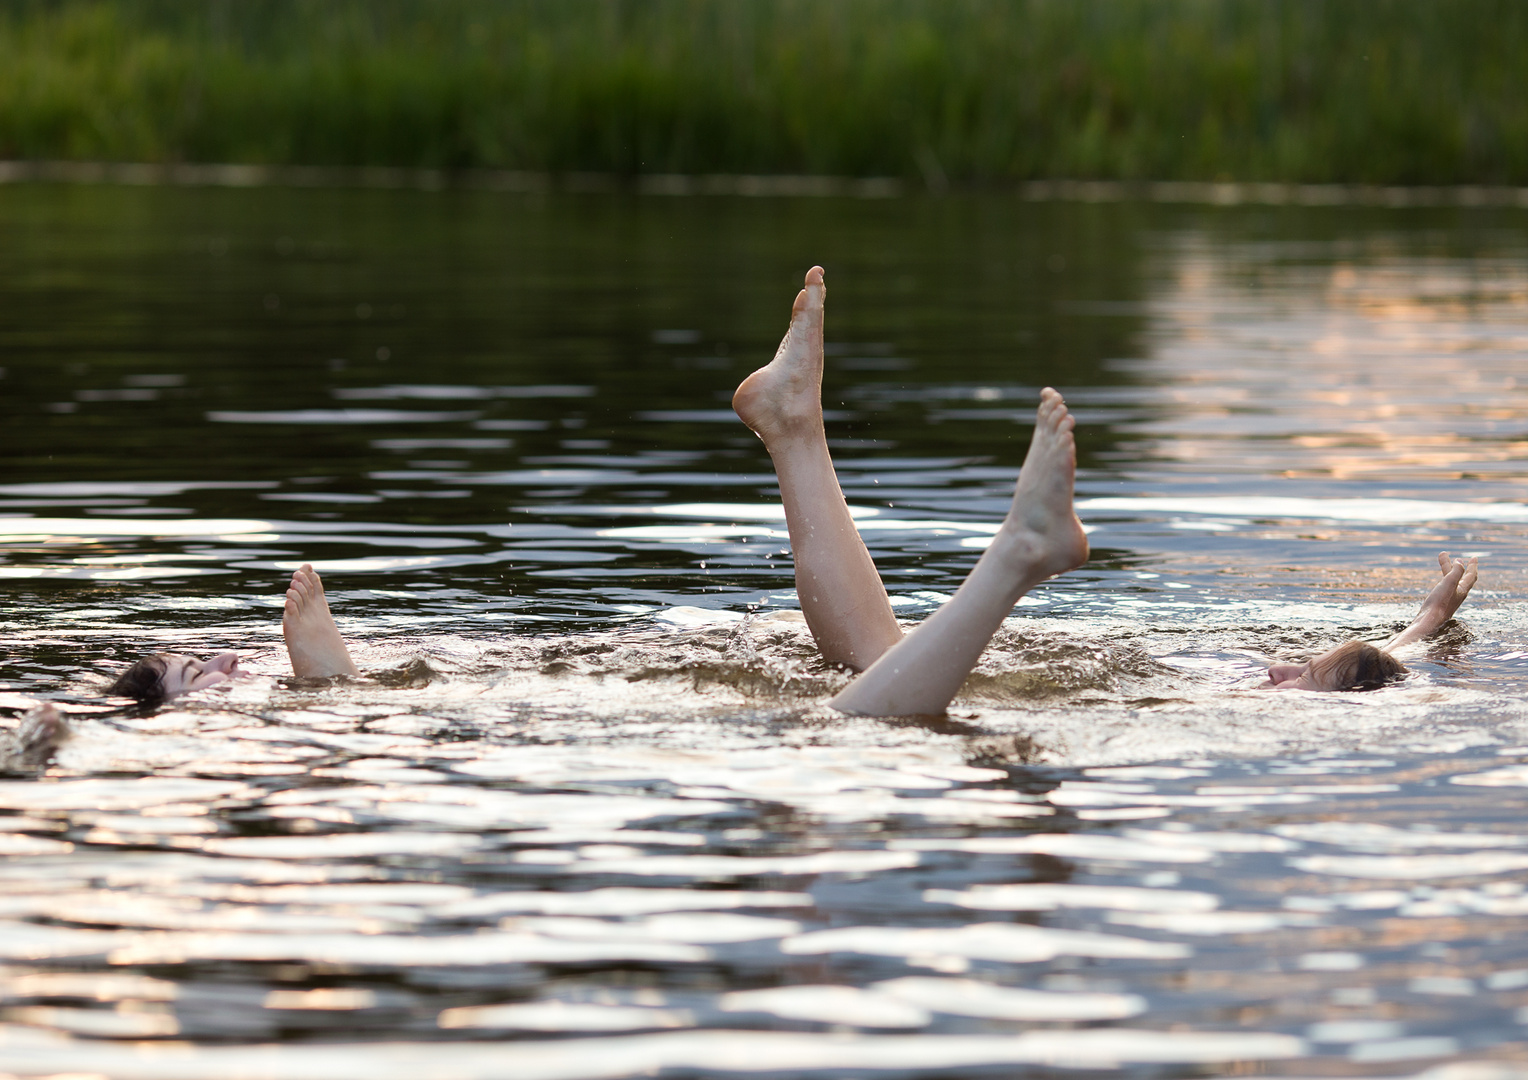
[733,266,903,671]
[829,388,1089,716]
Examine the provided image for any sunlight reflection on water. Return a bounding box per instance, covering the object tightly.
[3,188,1528,1074]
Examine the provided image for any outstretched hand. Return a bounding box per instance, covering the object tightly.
[1383,551,1479,653]
[1419,551,1478,625]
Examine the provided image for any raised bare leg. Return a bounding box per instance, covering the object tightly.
[830,388,1089,716]
[733,266,902,670]
[282,564,359,679]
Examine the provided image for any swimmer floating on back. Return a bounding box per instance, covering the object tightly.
[1259,550,1477,691]
[107,562,358,706]
[105,266,1476,714]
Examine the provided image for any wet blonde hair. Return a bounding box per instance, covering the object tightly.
[1308,640,1406,692]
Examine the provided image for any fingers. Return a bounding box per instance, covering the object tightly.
[1459,556,1479,597]
[1436,550,1470,589]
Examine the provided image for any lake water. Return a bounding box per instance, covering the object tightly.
[2,183,1528,1076]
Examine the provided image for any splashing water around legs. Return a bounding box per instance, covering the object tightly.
[736,266,1090,716]
[829,386,1090,716]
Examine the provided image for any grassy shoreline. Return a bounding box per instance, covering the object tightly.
[3,1,1524,186]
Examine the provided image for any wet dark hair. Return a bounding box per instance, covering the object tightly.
[108,655,169,704]
[1308,640,1406,692]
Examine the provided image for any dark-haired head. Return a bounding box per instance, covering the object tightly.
[108,654,170,704]
[107,651,242,705]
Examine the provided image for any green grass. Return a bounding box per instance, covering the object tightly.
[2,0,1525,185]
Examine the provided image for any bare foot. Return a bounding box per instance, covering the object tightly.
[282,564,359,678]
[990,388,1090,581]
[732,266,827,443]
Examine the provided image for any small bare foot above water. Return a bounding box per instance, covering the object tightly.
[733,265,827,444]
[993,387,1090,581]
[282,564,359,679]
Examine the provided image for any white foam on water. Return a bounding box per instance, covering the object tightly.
[718,985,932,1029]
[1290,853,1528,880]
[924,882,1218,913]
[439,888,811,919]
[1080,496,1528,525]
[780,922,1190,963]
[871,976,1146,1021]
[0,1026,1310,1077]
[437,1001,694,1032]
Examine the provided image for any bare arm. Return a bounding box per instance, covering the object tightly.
[1382,551,1478,653]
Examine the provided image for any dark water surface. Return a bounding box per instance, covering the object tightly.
[2,184,1528,1075]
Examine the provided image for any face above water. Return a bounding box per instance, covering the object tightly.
[1261,650,1360,691]
[1262,661,1319,690]
[158,652,241,697]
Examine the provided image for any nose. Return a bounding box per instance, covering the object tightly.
[1266,663,1304,685]
[207,652,240,674]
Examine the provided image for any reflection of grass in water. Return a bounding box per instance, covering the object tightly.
[1,0,1523,184]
